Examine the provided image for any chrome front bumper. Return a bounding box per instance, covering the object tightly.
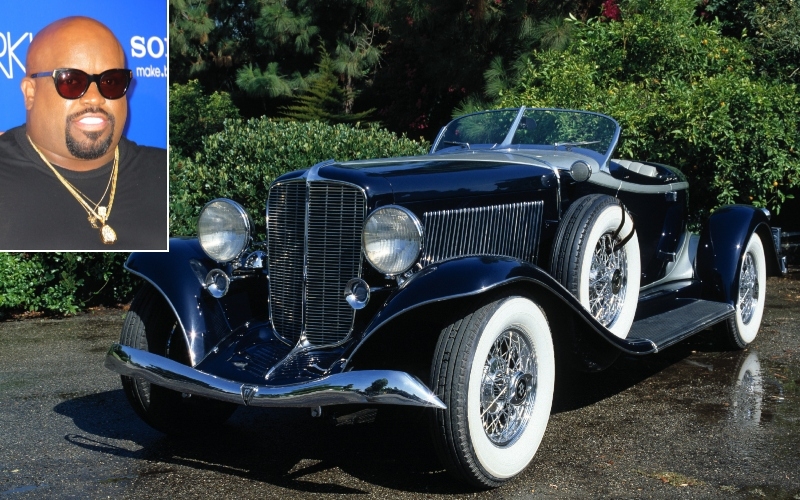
[105,343,446,409]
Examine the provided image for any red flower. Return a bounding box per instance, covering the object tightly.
[601,0,621,21]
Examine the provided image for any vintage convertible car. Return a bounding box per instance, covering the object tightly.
[105,108,785,488]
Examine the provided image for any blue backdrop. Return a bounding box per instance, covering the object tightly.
[0,1,167,148]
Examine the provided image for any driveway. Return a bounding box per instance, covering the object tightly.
[1,272,798,499]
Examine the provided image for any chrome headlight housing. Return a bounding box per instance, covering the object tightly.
[197,198,251,262]
[362,205,423,275]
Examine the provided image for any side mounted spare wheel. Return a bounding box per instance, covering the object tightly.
[430,295,555,488]
[120,284,237,435]
[550,194,640,338]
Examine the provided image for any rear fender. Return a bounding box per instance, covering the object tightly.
[125,238,225,366]
[347,256,657,366]
[696,205,779,304]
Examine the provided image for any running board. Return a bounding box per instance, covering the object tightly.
[628,300,734,353]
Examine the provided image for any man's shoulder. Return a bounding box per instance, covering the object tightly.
[120,136,166,158]
[0,125,26,148]
[0,126,30,167]
[119,136,166,170]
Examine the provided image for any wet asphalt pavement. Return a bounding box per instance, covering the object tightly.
[1,272,799,499]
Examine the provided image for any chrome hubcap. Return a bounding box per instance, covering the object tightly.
[480,329,536,446]
[589,233,628,327]
[739,252,759,325]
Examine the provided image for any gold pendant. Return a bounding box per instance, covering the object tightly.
[101,224,117,244]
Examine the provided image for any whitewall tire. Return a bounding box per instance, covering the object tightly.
[551,194,640,338]
[430,296,555,488]
[723,232,766,348]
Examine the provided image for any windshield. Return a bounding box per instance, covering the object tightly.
[431,107,620,165]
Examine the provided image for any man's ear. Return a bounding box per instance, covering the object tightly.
[21,78,36,110]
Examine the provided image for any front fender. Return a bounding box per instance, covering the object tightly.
[350,256,657,360]
[125,237,223,366]
[696,205,777,305]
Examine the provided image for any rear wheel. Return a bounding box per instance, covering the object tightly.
[721,232,766,348]
[430,296,555,488]
[120,284,237,435]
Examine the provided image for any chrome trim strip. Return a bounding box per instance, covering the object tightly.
[588,171,689,194]
[306,159,335,182]
[421,201,544,266]
[499,106,527,147]
[105,343,446,409]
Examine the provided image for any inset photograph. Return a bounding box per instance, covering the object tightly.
[0,2,167,251]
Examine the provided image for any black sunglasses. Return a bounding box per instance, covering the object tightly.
[29,68,133,100]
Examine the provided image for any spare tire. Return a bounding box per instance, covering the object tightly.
[550,194,640,338]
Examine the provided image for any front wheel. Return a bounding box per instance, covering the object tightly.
[721,232,767,348]
[430,296,555,488]
[120,284,237,435]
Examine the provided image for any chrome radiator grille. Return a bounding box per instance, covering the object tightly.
[421,201,544,267]
[267,181,366,345]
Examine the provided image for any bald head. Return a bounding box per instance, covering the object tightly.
[22,16,128,172]
[26,17,125,73]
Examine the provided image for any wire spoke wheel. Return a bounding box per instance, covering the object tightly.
[588,232,628,327]
[550,194,640,339]
[719,232,766,348]
[738,252,759,325]
[480,329,536,446]
[430,296,555,488]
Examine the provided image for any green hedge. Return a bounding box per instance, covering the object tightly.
[495,0,800,222]
[0,120,427,316]
[0,252,137,317]
[171,118,429,240]
[169,80,241,157]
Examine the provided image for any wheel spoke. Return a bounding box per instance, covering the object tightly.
[480,328,537,446]
[738,252,759,325]
[589,232,627,327]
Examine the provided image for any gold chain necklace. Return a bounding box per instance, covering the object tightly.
[27,135,119,244]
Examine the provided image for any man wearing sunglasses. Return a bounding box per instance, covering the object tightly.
[0,16,167,250]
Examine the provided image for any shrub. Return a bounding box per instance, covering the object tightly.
[0,253,137,317]
[496,0,800,220]
[171,118,429,239]
[169,80,240,156]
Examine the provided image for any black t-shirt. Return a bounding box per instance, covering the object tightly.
[0,125,168,250]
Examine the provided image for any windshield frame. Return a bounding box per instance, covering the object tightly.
[430,107,621,170]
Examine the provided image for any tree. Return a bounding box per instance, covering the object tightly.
[169,0,612,134]
[492,0,800,218]
[280,49,374,124]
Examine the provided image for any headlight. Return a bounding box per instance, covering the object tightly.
[363,206,423,275]
[197,199,251,262]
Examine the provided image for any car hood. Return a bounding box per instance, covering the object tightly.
[307,150,575,206]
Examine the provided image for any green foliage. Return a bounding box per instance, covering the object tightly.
[280,48,374,123]
[0,253,137,317]
[168,0,610,137]
[496,0,800,218]
[170,118,429,240]
[698,0,799,82]
[169,80,240,156]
